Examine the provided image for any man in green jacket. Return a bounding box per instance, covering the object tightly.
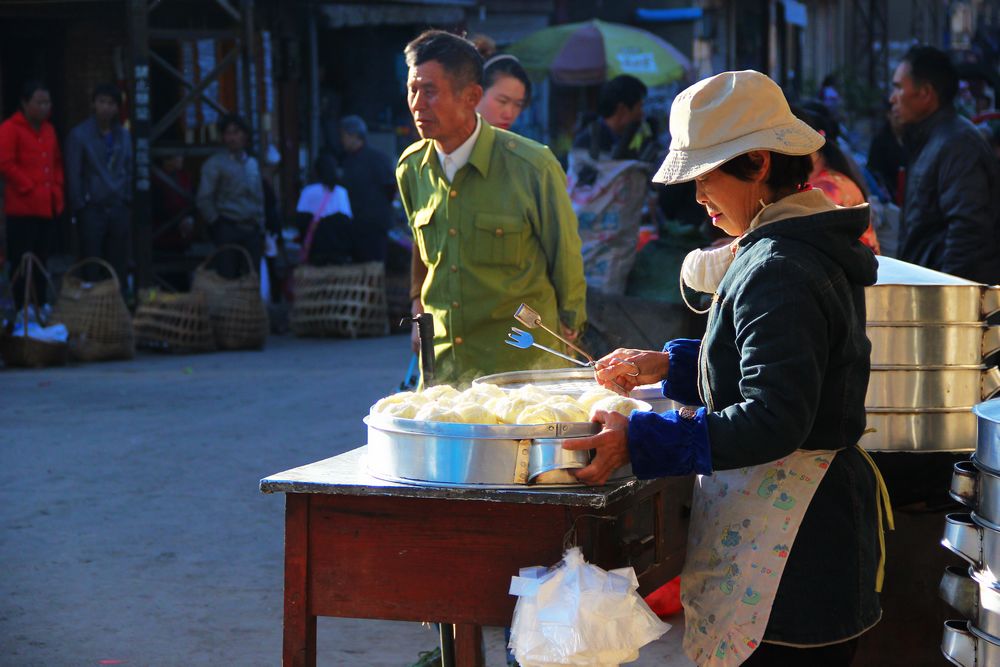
[398,30,587,385]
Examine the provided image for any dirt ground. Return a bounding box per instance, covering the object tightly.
[0,334,690,666]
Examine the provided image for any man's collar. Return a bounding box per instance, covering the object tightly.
[903,105,954,149]
[418,114,494,178]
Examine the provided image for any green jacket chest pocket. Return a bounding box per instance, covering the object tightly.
[413,208,440,264]
[473,214,527,266]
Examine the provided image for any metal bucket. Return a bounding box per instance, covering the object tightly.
[975,399,1000,474]
[866,366,1000,410]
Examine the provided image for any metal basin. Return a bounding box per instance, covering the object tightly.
[975,400,1000,475]
[866,366,1000,410]
[951,460,1000,525]
[940,566,1000,645]
[867,324,1000,366]
[942,619,1000,667]
[867,256,1000,323]
[942,512,1000,581]
[861,409,977,452]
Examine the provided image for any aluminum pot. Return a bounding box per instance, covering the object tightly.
[942,512,1000,577]
[861,409,977,452]
[866,365,1000,410]
[975,399,1000,474]
[951,460,1000,525]
[940,565,1000,644]
[867,256,1000,323]
[942,620,1000,667]
[867,324,1000,366]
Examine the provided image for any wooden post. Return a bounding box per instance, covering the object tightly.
[128,0,153,290]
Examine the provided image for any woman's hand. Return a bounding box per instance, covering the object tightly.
[563,410,630,485]
[594,348,670,395]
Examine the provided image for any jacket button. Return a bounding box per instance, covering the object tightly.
[495,228,504,237]
[449,190,458,198]
[507,140,516,149]
[448,228,457,237]
[451,301,460,308]
[454,336,464,345]
[450,264,458,273]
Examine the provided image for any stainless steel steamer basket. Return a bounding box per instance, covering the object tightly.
[940,566,1000,645]
[867,256,1000,323]
[866,324,1000,366]
[942,619,1000,667]
[942,512,1000,578]
[975,399,1000,473]
[861,409,977,452]
[866,365,1000,410]
[951,460,1000,525]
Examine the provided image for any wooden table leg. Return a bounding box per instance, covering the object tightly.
[284,494,316,667]
[454,624,485,667]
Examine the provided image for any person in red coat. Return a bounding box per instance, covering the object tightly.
[0,81,65,310]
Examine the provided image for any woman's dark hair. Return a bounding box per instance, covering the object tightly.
[314,152,341,189]
[483,55,532,107]
[719,152,813,192]
[791,102,869,199]
[20,80,49,104]
[404,29,483,92]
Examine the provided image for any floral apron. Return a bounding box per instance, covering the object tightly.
[680,445,892,667]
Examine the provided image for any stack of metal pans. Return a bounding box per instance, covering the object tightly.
[862,256,1000,452]
[940,398,1000,665]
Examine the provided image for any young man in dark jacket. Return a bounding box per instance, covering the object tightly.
[891,45,1000,284]
[65,83,133,290]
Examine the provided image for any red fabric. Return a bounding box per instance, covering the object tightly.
[0,111,64,218]
[811,167,880,254]
[644,575,683,618]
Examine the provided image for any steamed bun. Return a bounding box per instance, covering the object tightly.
[420,385,461,402]
[577,387,619,411]
[511,385,551,403]
[459,383,506,404]
[370,391,429,416]
[414,403,465,423]
[374,401,421,419]
[452,402,500,425]
[489,395,536,424]
[590,395,645,418]
[517,404,580,424]
[548,400,589,423]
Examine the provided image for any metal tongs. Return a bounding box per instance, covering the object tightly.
[512,303,595,363]
[506,327,590,367]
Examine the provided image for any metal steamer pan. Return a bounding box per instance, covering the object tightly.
[942,512,1000,577]
[940,566,1000,646]
[866,365,1000,410]
[365,408,645,488]
[975,399,1000,473]
[866,256,1000,323]
[942,620,1000,667]
[866,323,1000,367]
[861,410,977,453]
[952,460,1000,525]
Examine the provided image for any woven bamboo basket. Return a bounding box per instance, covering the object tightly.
[50,257,134,361]
[0,253,69,369]
[133,289,215,353]
[191,245,269,350]
[290,261,389,338]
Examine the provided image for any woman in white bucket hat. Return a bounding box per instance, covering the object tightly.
[566,71,889,666]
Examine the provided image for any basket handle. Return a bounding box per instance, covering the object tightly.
[197,243,259,277]
[63,256,122,288]
[8,252,58,331]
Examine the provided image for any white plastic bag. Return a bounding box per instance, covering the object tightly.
[508,546,671,667]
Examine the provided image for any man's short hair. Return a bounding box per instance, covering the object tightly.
[218,113,251,136]
[404,30,483,92]
[597,75,648,118]
[340,115,368,140]
[92,82,122,106]
[903,45,959,106]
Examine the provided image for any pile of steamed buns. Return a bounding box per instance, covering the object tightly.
[369,383,645,425]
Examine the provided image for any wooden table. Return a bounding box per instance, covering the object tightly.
[260,447,692,667]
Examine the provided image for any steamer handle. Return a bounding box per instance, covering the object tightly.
[983,325,1000,366]
[415,313,435,385]
[984,286,1000,321]
[983,365,1000,401]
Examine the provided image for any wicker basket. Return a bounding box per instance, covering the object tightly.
[50,257,134,361]
[191,245,269,350]
[290,262,389,338]
[0,253,69,369]
[133,289,215,353]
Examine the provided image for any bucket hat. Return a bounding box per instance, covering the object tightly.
[653,70,824,184]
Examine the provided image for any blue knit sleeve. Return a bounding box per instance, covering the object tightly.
[661,339,703,407]
[626,407,713,478]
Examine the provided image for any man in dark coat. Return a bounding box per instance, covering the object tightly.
[338,115,396,263]
[891,45,1000,284]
